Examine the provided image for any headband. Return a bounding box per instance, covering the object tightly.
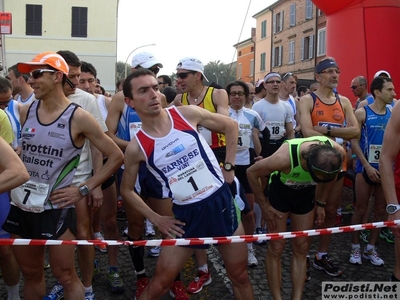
[264,72,281,82]
[315,59,339,74]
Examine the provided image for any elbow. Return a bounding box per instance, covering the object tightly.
[20,171,30,185]
[350,128,361,140]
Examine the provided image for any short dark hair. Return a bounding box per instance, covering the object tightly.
[225,80,250,99]
[302,142,342,173]
[57,50,82,67]
[0,75,12,93]
[80,61,97,78]
[370,77,392,98]
[8,64,29,82]
[297,85,308,96]
[163,86,177,104]
[123,69,155,99]
[157,75,172,86]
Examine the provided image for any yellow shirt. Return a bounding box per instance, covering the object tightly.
[0,109,14,144]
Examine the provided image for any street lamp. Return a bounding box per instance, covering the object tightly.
[124,43,156,78]
[213,71,223,84]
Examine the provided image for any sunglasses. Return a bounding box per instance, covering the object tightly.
[0,98,11,107]
[229,91,245,97]
[30,69,56,79]
[158,81,165,85]
[350,84,363,90]
[265,80,281,84]
[177,72,196,79]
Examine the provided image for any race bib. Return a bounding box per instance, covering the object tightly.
[11,180,49,213]
[129,122,142,140]
[169,160,216,203]
[238,129,251,149]
[198,126,212,145]
[266,121,285,140]
[368,144,382,164]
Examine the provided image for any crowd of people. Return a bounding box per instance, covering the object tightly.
[0,50,399,300]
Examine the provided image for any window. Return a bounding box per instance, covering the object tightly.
[306,0,313,20]
[273,11,284,33]
[260,53,266,71]
[26,4,42,36]
[272,46,283,67]
[261,20,267,38]
[251,46,254,52]
[238,63,242,79]
[288,41,295,63]
[301,35,314,60]
[238,51,242,56]
[72,7,88,38]
[290,4,296,27]
[317,28,326,56]
[250,59,254,76]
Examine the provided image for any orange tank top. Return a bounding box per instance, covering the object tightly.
[310,92,345,128]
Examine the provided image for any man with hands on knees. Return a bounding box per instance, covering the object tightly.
[247,136,344,300]
[120,69,253,300]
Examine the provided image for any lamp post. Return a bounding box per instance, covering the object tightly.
[213,71,223,84]
[124,43,156,78]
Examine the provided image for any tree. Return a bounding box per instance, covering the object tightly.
[115,61,130,81]
[204,60,236,88]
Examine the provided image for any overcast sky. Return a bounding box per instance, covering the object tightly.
[117,0,277,76]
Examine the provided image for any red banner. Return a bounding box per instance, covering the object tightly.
[0,12,12,34]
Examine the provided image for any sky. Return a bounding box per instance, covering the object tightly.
[117,0,277,76]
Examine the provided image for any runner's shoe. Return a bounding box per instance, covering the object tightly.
[85,291,95,300]
[342,203,355,215]
[134,277,149,300]
[380,228,395,244]
[122,227,128,237]
[94,232,107,253]
[107,268,125,293]
[187,271,212,294]
[349,247,362,265]
[116,197,126,221]
[360,230,370,243]
[254,227,267,246]
[43,282,63,300]
[313,255,343,277]
[363,246,384,266]
[169,281,190,299]
[145,219,155,236]
[247,249,258,267]
[148,246,161,257]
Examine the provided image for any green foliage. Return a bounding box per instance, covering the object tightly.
[115,61,130,81]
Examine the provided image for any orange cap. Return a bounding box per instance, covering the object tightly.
[17,51,69,75]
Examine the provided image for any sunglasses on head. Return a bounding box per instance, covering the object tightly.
[229,91,245,97]
[282,72,293,79]
[177,71,196,79]
[30,69,56,79]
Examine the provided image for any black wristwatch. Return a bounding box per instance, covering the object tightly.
[78,184,91,197]
[223,162,236,172]
[326,125,331,137]
[386,204,400,214]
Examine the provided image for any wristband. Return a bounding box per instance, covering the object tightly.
[316,200,326,207]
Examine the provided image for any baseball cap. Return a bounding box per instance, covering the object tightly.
[255,79,264,88]
[17,51,69,75]
[374,70,391,79]
[131,51,163,69]
[176,57,209,82]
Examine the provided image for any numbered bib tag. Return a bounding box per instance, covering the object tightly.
[234,194,245,211]
[198,126,212,145]
[169,160,215,203]
[368,144,382,164]
[129,122,142,140]
[11,180,49,213]
[237,130,251,149]
[266,122,285,140]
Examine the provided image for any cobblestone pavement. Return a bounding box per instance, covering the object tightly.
[0,187,396,299]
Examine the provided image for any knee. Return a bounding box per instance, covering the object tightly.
[292,240,309,256]
[102,216,117,233]
[76,221,91,240]
[268,241,285,257]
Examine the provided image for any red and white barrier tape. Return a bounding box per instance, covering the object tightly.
[2,220,400,247]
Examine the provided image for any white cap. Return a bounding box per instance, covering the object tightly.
[131,51,163,69]
[374,70,391,79]
[176,57,209,82]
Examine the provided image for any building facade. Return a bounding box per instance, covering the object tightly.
[2,0,118,93]
[236,0,326,87]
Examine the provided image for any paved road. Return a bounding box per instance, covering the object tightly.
[0,187,396,299]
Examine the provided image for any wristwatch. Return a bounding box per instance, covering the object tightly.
[386,204,400,214]
[223,162,236,172]
[326,125,332,136]
[78,184,91,197]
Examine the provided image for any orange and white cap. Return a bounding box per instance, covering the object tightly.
[17,51,69,75]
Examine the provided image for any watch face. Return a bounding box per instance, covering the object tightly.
[387,205,399,214]
[224,163,233,171]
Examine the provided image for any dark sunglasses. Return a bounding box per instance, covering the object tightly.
[158,81,165,85]
[265,80,281,84]
[350,84,363,90]
[177,72,196,79]
[229,91,245,97]
[0,98,11,107]
[30,69,56,79]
